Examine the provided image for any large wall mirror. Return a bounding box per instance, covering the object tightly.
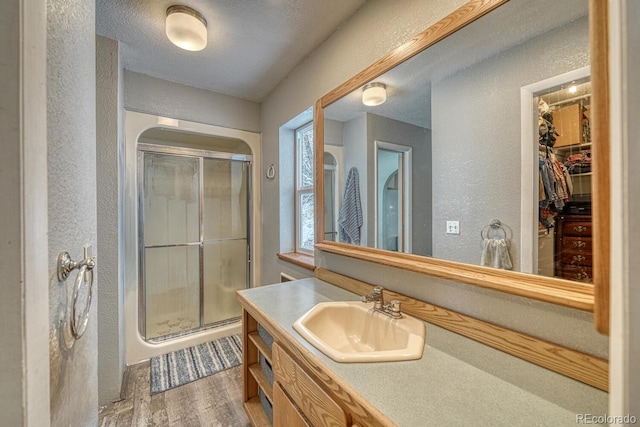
[314,0,609,332]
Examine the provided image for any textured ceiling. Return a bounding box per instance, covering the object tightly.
[96,0,367,102]
[325,0,589,129]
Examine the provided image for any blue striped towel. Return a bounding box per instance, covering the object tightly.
[338,167,363,244]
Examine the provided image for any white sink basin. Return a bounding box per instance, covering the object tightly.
[292,301,426,363]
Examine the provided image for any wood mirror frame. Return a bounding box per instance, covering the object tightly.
[314,0,610,334]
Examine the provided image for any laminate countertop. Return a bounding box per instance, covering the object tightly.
[237,278,607,426]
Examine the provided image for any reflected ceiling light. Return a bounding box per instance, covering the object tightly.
[568,85,577,93]
[362,82,387,106]
[166,5,208,51]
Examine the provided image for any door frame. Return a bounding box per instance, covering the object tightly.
[519,66,590,274]
[136,144,252,341]
[373,140,413,253]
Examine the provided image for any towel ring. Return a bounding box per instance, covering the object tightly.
[266,164,276,180]
[57,251,96,339]
[480,219,508,240]
[71,263,94,339]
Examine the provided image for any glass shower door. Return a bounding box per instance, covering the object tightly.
[202,158,249,325]
[139,148,251,341]
[141,153,201,340]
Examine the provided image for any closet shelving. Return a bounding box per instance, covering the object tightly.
[551,99,592,197]
[554,142,592,196]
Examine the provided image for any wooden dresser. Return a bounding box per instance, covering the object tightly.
[554,214,593,282]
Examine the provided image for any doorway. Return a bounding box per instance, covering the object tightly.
[375,141,412,253]
[520,66,592,280]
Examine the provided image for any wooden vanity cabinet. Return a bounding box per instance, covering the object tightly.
[273,382,311,427]
[272,343,348,426]
[241,309,366,427]
[242,311,274,426]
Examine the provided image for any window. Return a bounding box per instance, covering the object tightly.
[295,121,314,254]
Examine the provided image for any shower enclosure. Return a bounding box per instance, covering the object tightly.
[137,144,251,341]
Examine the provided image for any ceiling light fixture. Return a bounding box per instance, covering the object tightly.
[166,5,208,51]
[362,82,387,106]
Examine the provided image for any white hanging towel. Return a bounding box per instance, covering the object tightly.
[480,238,513,270]
[338,167,363,244]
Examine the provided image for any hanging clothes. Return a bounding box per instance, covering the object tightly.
[538,146,573,230]
[551,159,569,201]
[563,165,573,195]
[338,167,363,245]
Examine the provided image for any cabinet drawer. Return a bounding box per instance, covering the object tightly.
[562,237,592,251]
[273,343,348,427]
[561,266,593,282]
[560,251,592,267]
[562,221,592,236]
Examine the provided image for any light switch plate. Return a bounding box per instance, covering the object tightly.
[446,221,460,235]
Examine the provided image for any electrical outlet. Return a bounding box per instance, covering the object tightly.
[446,220,460,235]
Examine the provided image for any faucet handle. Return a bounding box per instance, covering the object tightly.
[389,300,402,317]
[372,286,383,295]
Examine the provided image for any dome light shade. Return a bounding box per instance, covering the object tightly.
[166,5,207,51]
[362,82,387,106]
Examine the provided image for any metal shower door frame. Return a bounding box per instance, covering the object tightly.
[137,143,252,342]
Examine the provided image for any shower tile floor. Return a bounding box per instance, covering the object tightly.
[149,316,199,339]
[145,284,242,339]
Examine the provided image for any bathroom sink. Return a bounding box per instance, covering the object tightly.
[292,301,426,362]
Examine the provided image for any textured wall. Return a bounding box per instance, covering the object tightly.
[260,0,467,285]
[96,35,125,405]
[431,17,589,269]
[48,0,98,425]
[124,70,261,133]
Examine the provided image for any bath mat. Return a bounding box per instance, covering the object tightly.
[150,334,242,395]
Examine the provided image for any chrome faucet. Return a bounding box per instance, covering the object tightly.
[361,286,403,318]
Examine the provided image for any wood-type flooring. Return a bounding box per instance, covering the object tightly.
[98,361,250,427]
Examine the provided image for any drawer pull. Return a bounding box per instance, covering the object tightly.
[572,255,586,263]
[572,241,586,248]
[572,225,587,233]
[572,271,590,280]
